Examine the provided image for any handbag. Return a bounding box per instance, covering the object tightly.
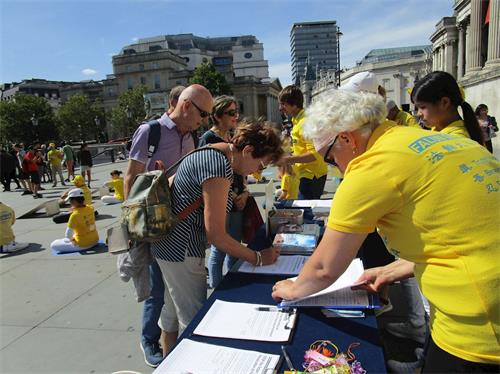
[242,195,264,243]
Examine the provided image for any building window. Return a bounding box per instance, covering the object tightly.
[139,64,145,71]
[126,65,133,73]
[152,62,159,69]
[244,52,253,59]
[239,101,244,114]
[127,78,133,90]
[140,76,146,85]
[108,88,114,96]
[154,75,161,89]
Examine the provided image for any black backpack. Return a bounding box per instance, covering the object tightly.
[126,120,161,157]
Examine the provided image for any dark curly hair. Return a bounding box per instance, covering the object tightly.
[232,118,284,163]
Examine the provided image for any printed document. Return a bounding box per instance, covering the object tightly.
[154,339,280,374]
[236,255,308,275]
[194,300,296,342]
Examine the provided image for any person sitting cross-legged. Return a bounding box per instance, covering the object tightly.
[101,170,124,205]
[50,188,99,253]
[0,201,30,253]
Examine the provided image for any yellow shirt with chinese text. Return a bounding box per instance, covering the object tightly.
[327,122,500,364]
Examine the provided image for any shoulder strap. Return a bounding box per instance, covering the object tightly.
[168,146,229,220]
[147,120,161,158]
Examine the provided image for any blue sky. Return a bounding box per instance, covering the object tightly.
[1,0,453,86]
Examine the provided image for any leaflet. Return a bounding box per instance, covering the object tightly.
[154,339,281,374]
[194,300,296,342]
[236,255,308,275]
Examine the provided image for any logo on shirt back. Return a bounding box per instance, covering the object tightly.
[408,134,455,154]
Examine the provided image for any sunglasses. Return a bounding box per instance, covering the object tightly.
[190,100,210,118]
[323,136,339,167]
[223,109,239,117]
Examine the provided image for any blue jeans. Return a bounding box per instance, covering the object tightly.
[298,175,327,200]
[141,259,165,344]
[208,210,243,288]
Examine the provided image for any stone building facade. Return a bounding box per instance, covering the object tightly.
[431,0,500,118]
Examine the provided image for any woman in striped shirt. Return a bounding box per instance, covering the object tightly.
[153,119,283,356]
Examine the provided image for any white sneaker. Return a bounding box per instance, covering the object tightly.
[0,241,30,253]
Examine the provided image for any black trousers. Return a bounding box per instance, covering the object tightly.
[422,337,499,373]
[298,175,327,200]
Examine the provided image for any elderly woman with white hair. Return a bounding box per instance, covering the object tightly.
[272,90,500,372]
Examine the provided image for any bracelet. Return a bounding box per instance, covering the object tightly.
[255,251,263,267]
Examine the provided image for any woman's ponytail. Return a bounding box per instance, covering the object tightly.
[460,101,484,145]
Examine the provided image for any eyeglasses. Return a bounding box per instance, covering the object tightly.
[323,136,339,167]
[190,100,210,118]
[223,109,239,117]
[259,160,268,171]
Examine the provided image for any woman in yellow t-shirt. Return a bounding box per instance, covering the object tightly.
[101,170,124,205]
[271,88,500,372]
[50,188,100,253]
[53,175,97,224]
[412,71,484,145]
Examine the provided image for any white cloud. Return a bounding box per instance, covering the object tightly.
[269,62,292,87]
[81,68,97,76]
[131,36,139,42]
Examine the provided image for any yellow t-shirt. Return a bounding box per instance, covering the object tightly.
[327,121,500,364]
[68,205,99,248]
[395,110,419,127]
[280,166,299,200]
[0,203,15,246]
[106,178,124,201]
[432,119,469,138]
[47,149,63,166]
[291,110,328,179]
[80,185,93,206]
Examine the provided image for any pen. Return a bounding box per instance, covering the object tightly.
[281,345,294,371]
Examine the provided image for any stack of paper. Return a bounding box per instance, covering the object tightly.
[194,300,297,342]
[235,255,308,275]
[279,259,372,308]
[154,339,280,374]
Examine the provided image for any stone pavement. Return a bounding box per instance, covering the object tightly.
[0,159,439,373]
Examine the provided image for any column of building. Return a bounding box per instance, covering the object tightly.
[457,22,466,78]
[485,0,500,68]
[465,0,486,75]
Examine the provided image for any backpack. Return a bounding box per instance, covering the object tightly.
[125,120,161,156]
[120,146,226,243]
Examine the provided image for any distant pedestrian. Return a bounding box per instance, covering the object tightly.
[475,104,498,153]
[62,142,75,181]
[13,144,30,195]
[22,144,42,198]
[48,143,66,187]
[0,149,16,192]
[8,146,22,190]
[79,143,93,188]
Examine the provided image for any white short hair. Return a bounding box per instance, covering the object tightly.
[304,89,387,150]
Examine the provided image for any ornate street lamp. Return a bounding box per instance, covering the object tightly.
[336,27,343,88]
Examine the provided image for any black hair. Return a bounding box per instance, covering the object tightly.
[411,71,483,145]
[474,104,488,116]
[69,196,85,206]
[110,170,122,176]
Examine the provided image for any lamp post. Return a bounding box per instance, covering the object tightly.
[31,114,38,141]
[94,115,101,142]
[125,105,132,135]
[336,27,343,88]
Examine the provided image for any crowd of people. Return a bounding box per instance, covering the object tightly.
[1,71,498,373]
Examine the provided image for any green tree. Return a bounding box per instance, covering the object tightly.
[57,94,100,142]
[189,63,232,96]
[0,93,58,145]
[109,86,146,138]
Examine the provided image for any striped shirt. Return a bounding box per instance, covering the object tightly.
[151,148,233,262]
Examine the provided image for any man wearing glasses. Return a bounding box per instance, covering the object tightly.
[278,85,328,200]
[124,83,213,368]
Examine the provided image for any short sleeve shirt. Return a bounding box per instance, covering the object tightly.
[107,178,124,201]
[0,203,15,245]
[68,206,99,248]
[327,121,500,364]
[48,149,63,166]
[128,113,194,172]
[151,148,233,262]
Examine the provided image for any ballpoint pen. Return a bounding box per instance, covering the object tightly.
[281,345,294,371]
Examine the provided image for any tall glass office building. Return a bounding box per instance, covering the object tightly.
[290,21,340,85]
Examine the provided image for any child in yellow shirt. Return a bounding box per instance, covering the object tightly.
[101,170,124,205]
[50,188,100,253]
